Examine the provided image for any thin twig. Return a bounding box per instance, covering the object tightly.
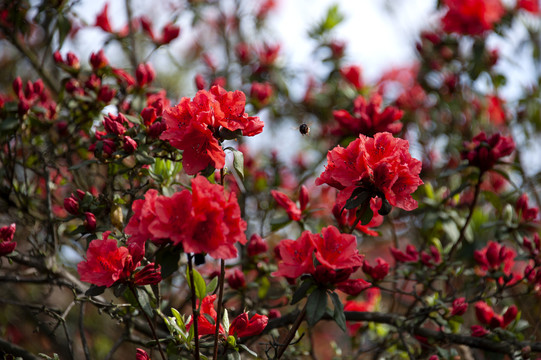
[276,302,307,359]
[130,287,166,360]
[188,254,201,360]
[79,302,91,360]
[213,259,226,359]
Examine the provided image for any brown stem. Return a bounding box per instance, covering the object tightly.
[212,259,226,359]
[124,0,138,70]
[447,171,484,259]
[188,254,200,360]
[276,302,307,359]
[130,287,166,360]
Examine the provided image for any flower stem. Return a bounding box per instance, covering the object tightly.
[188,254,201,360]
[276,302,307,359]
[130,286,166,360]
[213,259,226,359]
[448,171,484,259]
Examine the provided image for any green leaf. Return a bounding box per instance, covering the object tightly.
[113,282,128,297]
[257,276,270,299]
[306,287,328,326]
[291,278,314,305]
[171,308,186,330]
[232,149,244,181]
[186,267,207,300]
[270,216,292,232]
[238,344,258,357]
[206,276,218,295]
[223,309,230,334]
[359,206,373,225]
[136,287,154,317]
[68,159,98,171]
[57,14,71,48]
[323,5,344,31]
[329,292,346,332]
[135,151,156,165]
[0,117,19,133]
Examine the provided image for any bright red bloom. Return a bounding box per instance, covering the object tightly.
[312,226,364,271]
[518,0,540,13]
[474,241,515,275]
[441,0,505,36]
[340,65,363,90]
[95,3,113,33]
[183,176,247,258]
[474,301,517,329]
[0,223,16,256]
[272,231,316,279]
[125,189,164,246]
[161,86,263,175]
[362,258,389,281]
[136,63,155,87]
[332,94,403,137]
[187,295,224,337]
[461,132,515,173]
[487,95,506,126]
[229,313,268,338]
[451,297,468,316]
[316,132,423,212]
[77,232,161,287]
[271,190,301,221]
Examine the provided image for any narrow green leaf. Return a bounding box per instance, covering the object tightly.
[136,288,154,317]
[186,267,207,300]
[306,287,328,326]
[291,278,314,305]
[206,276,218,295]
[239,344,258,357]
[232,149,244,181]
[330,292,346,332]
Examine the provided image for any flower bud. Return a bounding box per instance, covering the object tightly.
[227,268,246,289]
[123,136,137,153]
[64,196,79,215]
[84,212,96,232]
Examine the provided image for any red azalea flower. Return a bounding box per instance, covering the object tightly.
[78,232,139,287]
[461,132,515,173]
[362,257,389,281]
[272,231,316,280]
[187,295,224,337]
[159,23,180,45]
[474,301,517,329]
[441,0,505,36]
[95,3,113,33]
[336,278,371,296]
[125,189,163,247]
[271,190,302,221]
[340,65,363,90]
[451,297,468,316]
[332,94,403,137]
[250,82,273,106]
[183,176,247,259]
[474,241,515,275]
[518,0,540,13]
[161,86,263,175]
[311,226,364,271]
[229,312,268,338]
[0,223,16,256]
[316,132,423,213]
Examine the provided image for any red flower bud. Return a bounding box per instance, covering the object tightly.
[0,223,16,242]
[471,325,489,337]
[90,50,109,70]
[362,258,389,281]
[160,23,180,44]
[64,196,79,215]
[226,268,246,289]
[502,305,518,328]
[136,348,151,360]
[247,233,268,257]
[133,263,162,286]
[229,313,268,338]
[451,297,468,316]
[123,136,137,153]
[475,301,494,325]
[84,212,96,232]
[97,86,116,103]
[299,185,309,212]
[195,74,206,90]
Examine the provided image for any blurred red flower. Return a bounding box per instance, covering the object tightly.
[441,0,505,36]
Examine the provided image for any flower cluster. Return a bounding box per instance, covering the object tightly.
[390,244,441,267]
[125,176,247,259]
[474,241,515,276]
[474,301,517,331]
[316,132,423,214]
[161,85,264,174]
[332,94,403,137]
[461,132,515,173]
[441,0,505,36]
[77,231,161,287]
[273,226,369,295]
